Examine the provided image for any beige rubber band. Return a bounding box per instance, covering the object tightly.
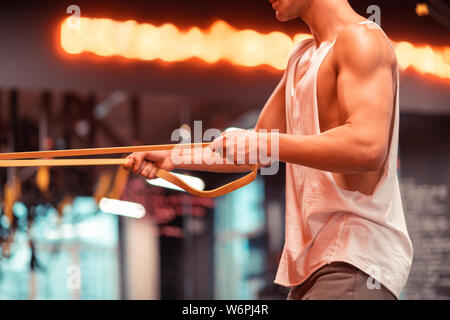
[0,143,210,160]
[0,159,128,167]
[0,143,258,198]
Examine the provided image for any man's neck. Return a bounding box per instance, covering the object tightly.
[300,0,366,46]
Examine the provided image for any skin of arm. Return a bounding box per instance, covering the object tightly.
[254,71,287,132]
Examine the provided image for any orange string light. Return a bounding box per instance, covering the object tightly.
[60,17,450,79]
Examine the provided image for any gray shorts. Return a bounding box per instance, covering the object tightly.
[287,262,397,300]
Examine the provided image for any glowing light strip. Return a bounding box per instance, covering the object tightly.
[395,42,450,79]
[147,172,205,193]
[99,197,146,219]
[60,17,450,79]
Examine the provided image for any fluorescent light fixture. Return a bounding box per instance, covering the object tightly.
[147,172,205,193]
[225,127,240,132]
[99,198,146,219]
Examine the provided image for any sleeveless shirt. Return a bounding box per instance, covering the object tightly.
[274,21,413,298]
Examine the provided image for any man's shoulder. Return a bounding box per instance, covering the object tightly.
[333,22,396,72]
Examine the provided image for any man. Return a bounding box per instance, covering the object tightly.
[124,0,413,300]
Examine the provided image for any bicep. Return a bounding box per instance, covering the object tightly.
[336,34,395,155]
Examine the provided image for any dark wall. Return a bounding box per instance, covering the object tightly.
[400,114,450,299]
[159,201,215,299]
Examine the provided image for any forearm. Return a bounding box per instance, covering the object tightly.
[171,123,385,174]
[277,125,385,173]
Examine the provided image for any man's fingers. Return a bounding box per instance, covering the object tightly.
[123,153,138,170]
[148,165,159,179]
[124,152,162,179]
[136,159,148,174]
[124,157,133,170]
[138,161,159,180]
[132,153,145,173]
[219,134,229,158]
[209,135,224,152]
[210,132,243,163]
[140,163,151,178]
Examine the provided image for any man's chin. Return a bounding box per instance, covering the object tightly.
[275,11,292,22]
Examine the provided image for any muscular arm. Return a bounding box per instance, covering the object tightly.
[277,25,396,173]
[254,72,287,132]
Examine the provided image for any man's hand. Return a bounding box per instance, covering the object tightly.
[124,150,174,179]
[209,129,275,166]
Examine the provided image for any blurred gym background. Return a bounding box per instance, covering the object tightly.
[0,0,448,300]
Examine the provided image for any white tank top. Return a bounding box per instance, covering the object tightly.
[274,21,413,298]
